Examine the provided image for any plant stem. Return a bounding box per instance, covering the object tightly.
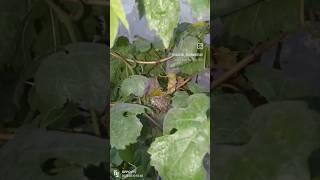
[144,114,162,131]
[90,109,101,136]
[111,51,174,65]
[212,34,288,89]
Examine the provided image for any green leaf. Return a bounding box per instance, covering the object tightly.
[110,0,129,47]
[136,0,146,18]
[148,121,210,180]
[110,148,123,166]
[214,101,320,180]
[149,94,210,179]
[164,93,209,134]
[213,94,253,144]
[144,0,180,48]
[187,81,208,93]
[35,43,108,112]
[133,38,151,52]
[245,64,319,101]
[110,103,151,149]
[171,91,189,108]
[120,75,149,98]
[187,0,209,18]
[171,36,206,75]
[0,126,107,180]
[221,0,302,43]
[110,7,119,48]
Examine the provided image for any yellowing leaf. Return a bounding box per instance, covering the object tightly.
[167,73,177,94]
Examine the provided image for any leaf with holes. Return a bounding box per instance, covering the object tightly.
[110,103,151,149]
[35,43,108,112]
[163,93,209,134]
[0,126,107,180]
[148,121,210,180]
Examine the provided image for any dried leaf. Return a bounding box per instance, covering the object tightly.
[167,73,177,94]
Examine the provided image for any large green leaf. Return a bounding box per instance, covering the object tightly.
[0,126,107,180]
[148,121,210,180]
[213,101,320,180]
[148,94,210,179]
[110,103,151,150]
[110,0,129,47]
[120,75,149,97]
[34,43,108,112]
[221,0,302,43]
[163,93,209,134]
[213,94,253,144]
[143,0,180,48]
[245,64,319,101]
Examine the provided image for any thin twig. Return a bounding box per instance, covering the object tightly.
[111,52,174,65]
[90,109,101,136]
[171,77,192,94]
[212,34,288,89]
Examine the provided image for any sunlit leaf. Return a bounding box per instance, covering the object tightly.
[148,121,210,180]
[164,93,209,134]
[144,0,180,48]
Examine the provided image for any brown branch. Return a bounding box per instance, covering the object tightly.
[212,34,288,89]
[176,77,192,91]
[0,133,14,141]
[111,52,174,65]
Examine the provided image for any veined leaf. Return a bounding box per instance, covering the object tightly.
[144,0,180,48]
[148,121,210,180]
[110,103,151,149]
